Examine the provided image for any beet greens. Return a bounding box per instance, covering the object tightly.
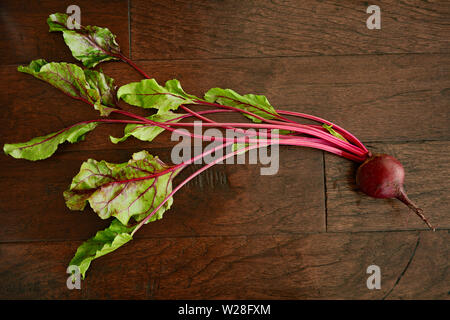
[3,13,435,280]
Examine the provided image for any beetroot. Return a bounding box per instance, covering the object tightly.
[5,12,438,281]
[356,154,435,230]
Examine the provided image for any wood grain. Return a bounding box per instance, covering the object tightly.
[131,0,450,60]
[0,230,447,299]
[325,141,450,232]
[0,0,129,65]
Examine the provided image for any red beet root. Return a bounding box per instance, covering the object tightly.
[356,154,435,231]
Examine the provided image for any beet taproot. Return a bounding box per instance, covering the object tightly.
[356,154,435,231]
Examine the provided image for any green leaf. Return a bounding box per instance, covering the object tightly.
[3,122,98,161]
[204,88,280,123]
[117,79,199,113]
[69,218,134,279]
[19,59,89,99]
[322,124,349,143]
[110,111,183,144]
[63,150,178,225]
[84,69,117,108]
[18,59,117,116]
[48,13,121,68]
[47,13,72,31]
[18,58,48,73]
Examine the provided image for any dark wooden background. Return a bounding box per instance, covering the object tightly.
[0,0,449,299]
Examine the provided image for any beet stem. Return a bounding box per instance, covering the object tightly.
[396,188,435,231]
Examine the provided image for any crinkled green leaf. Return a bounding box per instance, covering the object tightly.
[47,13,72,31]
[19,59,90,99]
[3,122,98,161]
[48,13,121,68]
[117,79,199,113]
[69,218,134,279]
[84,69,117,108]
[19,58,48,73]
[204,88,280,123]
[63,150,178,225]
[322,124,349,143]
[18,59,117,116]
[110,111,183,144]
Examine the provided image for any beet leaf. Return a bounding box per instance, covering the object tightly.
[110,111,184,144]
[117,78,200,113]
[3,122,98,161]
[204,88,280,123]
[48,13,121,68]
[69,218,135,279]
[63,150,179,225]
[18,59,117,116]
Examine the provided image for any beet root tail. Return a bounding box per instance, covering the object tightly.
[396,188,436,231]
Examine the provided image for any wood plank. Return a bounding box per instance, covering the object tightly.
[0,0,129,65]
[2,0,448,302]
[1,53,448,152]
[0,145,325,241]
[131,0,450,60]
[0,231,447,299]
[119,55,449,143]
[325,141,450,232]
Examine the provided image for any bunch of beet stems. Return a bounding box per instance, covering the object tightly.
[46,52,434,231]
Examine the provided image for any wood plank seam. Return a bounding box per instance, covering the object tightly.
[128,0,132,58]
[322,152,328,232]
[2,228,449,245]
[127,52,450,63]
